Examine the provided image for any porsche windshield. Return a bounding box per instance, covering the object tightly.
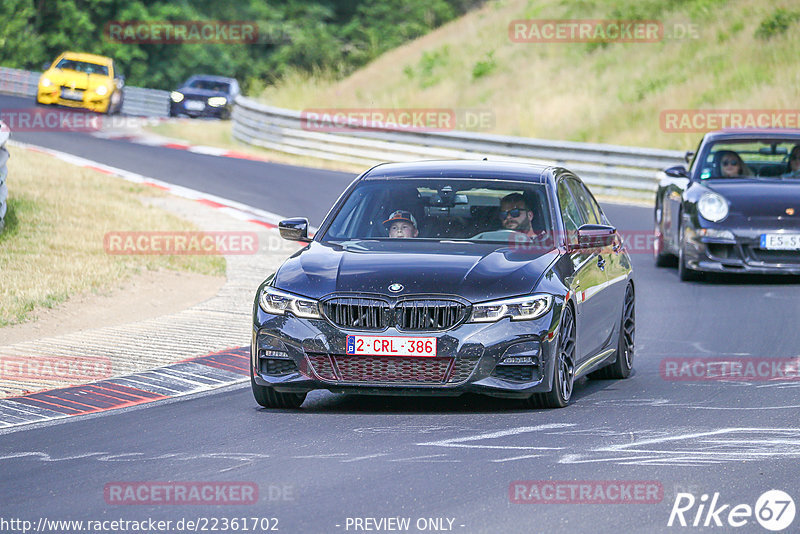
[321,178,553,243]
[699,139,800,179]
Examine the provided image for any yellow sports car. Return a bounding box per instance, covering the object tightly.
[36,51,124,114]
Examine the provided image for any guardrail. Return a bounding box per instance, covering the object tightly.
[232,96,684,200]
[0,121,9,232]
[0,66,169,117]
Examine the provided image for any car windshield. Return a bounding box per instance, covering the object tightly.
[699,139,800,179]
[55,59,108,76]
[187,79,231,92]
[320,178,553,245]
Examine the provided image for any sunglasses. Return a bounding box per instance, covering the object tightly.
[499,208,523,220]
[721,160,740,166]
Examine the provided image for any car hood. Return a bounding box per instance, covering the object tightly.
[177,87,229,99]
[45,69,110,90]
[705,180,800,222]
[273,240,558,303]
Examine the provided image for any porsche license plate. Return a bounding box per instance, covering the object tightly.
[60,88,83,101]
[760,233,800,250]
[346,335,437,357]
[184,100,205,111]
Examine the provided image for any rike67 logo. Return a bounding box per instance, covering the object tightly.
[668,490,795,531]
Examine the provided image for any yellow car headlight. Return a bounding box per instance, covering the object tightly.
[41,77,53,87]
[94,85,108,96]
[207,96,227,107]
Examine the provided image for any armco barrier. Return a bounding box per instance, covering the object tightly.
[232,96,684,200]
[0,67,169,118]
[0,121,9,232]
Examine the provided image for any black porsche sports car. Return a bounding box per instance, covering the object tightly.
[251,160,635,409]
[654,129,800,280]
[169,75,240,119]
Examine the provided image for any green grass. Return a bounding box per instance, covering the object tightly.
[249,0,800,150]
[0,147,225,327]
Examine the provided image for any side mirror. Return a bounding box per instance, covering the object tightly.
[571,224,616,251]
[279,218,311,242]
[42,62,51,71]
[684,151,695,164]
[664,165,690,179]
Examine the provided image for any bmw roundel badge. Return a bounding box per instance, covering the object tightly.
[388,283,404,293]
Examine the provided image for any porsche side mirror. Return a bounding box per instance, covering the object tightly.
[279,218,311,242]
[664,165,690,179]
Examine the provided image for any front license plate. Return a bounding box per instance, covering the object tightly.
[760,233,800,250]
[346,335,437,357]
[184,100,205,111]
[60,88,83,101]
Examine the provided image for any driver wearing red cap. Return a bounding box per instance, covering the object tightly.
[383,210,419,238]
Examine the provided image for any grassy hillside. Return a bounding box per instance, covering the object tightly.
[255,0,800,150]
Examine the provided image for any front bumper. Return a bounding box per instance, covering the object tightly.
[251,304,561,399]
[37,87,111,113]
[684,226,800,274]
[170,100,229,118]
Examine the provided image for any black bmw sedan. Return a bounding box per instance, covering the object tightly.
[655,129,800,280]
[169,75,240,119]
[251,160,635,409]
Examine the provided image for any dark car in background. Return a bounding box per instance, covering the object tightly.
[654,129,800,280]
[169,75,240,119]
[251,160,636,409]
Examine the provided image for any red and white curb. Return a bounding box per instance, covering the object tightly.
[0,347,252,431]
[91,126,271,163]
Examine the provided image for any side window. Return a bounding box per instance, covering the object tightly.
[557,179,582,245]
[567,178,602,225]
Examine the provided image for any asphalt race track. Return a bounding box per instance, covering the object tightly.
[2,94,800,533]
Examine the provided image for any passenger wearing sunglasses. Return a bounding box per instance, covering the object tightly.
[499,193,538,238]
[716,150,752,177]
[782,145,800,178]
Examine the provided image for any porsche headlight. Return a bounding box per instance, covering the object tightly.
[170,91,184,103]
[207,96,227,107]
[697,192,729,222]
[41,77,53,87]
[258,286,321,319]
[469,294,553,323]
[94,85,108,96]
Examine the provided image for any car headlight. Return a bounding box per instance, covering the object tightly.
[207,96,227,107]
[258,286,321,319]
[40,77,53,87]
[170,91,184,103]
[94,85,108,96]
[697,192,729,222]
[469,294,553,323]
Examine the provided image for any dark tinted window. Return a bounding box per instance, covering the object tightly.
[566,177,602,225]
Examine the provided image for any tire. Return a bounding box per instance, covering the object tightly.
[678,226,702,282]
[589,284,634,380]
[525,304,575,409]
[251,367,306,409]
[654,205,674,267]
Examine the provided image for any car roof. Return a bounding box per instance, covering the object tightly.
[60,51,113,65]
[703,129,800,142]
[185,74,236,83]
[361,160,553,183]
